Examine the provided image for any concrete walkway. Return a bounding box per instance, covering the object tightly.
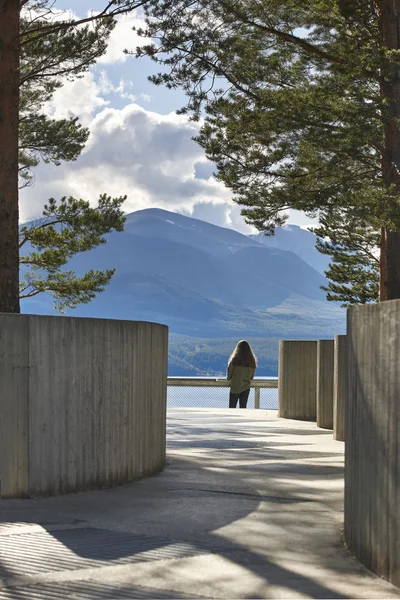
[0,408,399,599]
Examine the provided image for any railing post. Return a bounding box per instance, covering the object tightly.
[254,387,260,409]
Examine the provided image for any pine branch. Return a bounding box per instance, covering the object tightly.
[20,1,151,45]
[217,0,350,68]
[19,289,43,299]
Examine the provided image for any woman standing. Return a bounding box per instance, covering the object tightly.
[226,340,257,408]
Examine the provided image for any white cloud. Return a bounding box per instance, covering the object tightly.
[97,70,138,102]
[21,15,317,236]
[45,71,109,126]
[20,103,234,226]
[21,93,317,234]
[36,7,150,126]
[183,202,256,234]
[20,5,255,231]
[43,68,147,127]
[96,12,148,65]
[286,209,319,229]
[20,5,259,232]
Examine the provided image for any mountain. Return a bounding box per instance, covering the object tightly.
[168,335,280,376]
[21,208,345,353]
[251,225,330,274]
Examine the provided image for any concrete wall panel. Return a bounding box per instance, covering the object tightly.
[345,301,400,587]
[0,314,30,497]
[0,314,168,498]
[316,339,334,430]
[333,335,347,442]
[278,340,318,421]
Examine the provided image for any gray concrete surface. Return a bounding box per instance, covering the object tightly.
[0,314,168,497]
[346,301,400,588]
[333,335,347,442]
[0,314,29,497]
[0,408,399,599]
[278,340,318,421]
[316,339,334,430]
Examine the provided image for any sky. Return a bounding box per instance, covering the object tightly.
[20,1,317,234]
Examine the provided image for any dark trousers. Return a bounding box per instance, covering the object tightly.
[229,389,250,409]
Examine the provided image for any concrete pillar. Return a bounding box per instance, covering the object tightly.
[278,340,318,421]
[316,339,334,430]
[333,335,347,441]
[345,301,400,588]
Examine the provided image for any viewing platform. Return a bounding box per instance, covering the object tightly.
[0,408,398,599]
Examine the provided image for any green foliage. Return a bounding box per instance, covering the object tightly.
[312,211,379,306]
[19,194,127,312]
[17,2,149,309]
[18,3,114,185]
[135,0,397,303]
[19,1,151,185]
[19,111,89,187]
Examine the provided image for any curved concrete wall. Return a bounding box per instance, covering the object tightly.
[345,302,400,587]
[0,314,168,498]
[278,340,317,420]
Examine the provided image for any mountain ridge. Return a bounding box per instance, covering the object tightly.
[21,207,345,345]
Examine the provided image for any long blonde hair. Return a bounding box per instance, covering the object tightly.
[228,340,257,368]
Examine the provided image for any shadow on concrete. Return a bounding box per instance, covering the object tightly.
[0,579,193,599]
[0,413,358,599]
[168,424,333,437]
[266,427,333,436]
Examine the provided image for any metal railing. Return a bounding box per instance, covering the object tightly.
[167,377,278,409]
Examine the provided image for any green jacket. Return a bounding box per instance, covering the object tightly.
[227,364,255,394]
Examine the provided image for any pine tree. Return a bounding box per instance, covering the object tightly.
[135,0,400,302]
[0,0,151,313]
[19,194,126,311]
[18,2,114,187]
[312,210,380,306]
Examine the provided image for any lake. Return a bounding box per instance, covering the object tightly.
[167,379,278,409]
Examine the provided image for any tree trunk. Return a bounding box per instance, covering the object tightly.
[380,227,387,301]
[386,230,400,298]
[380,0,400,300]
[0,0,20,313]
